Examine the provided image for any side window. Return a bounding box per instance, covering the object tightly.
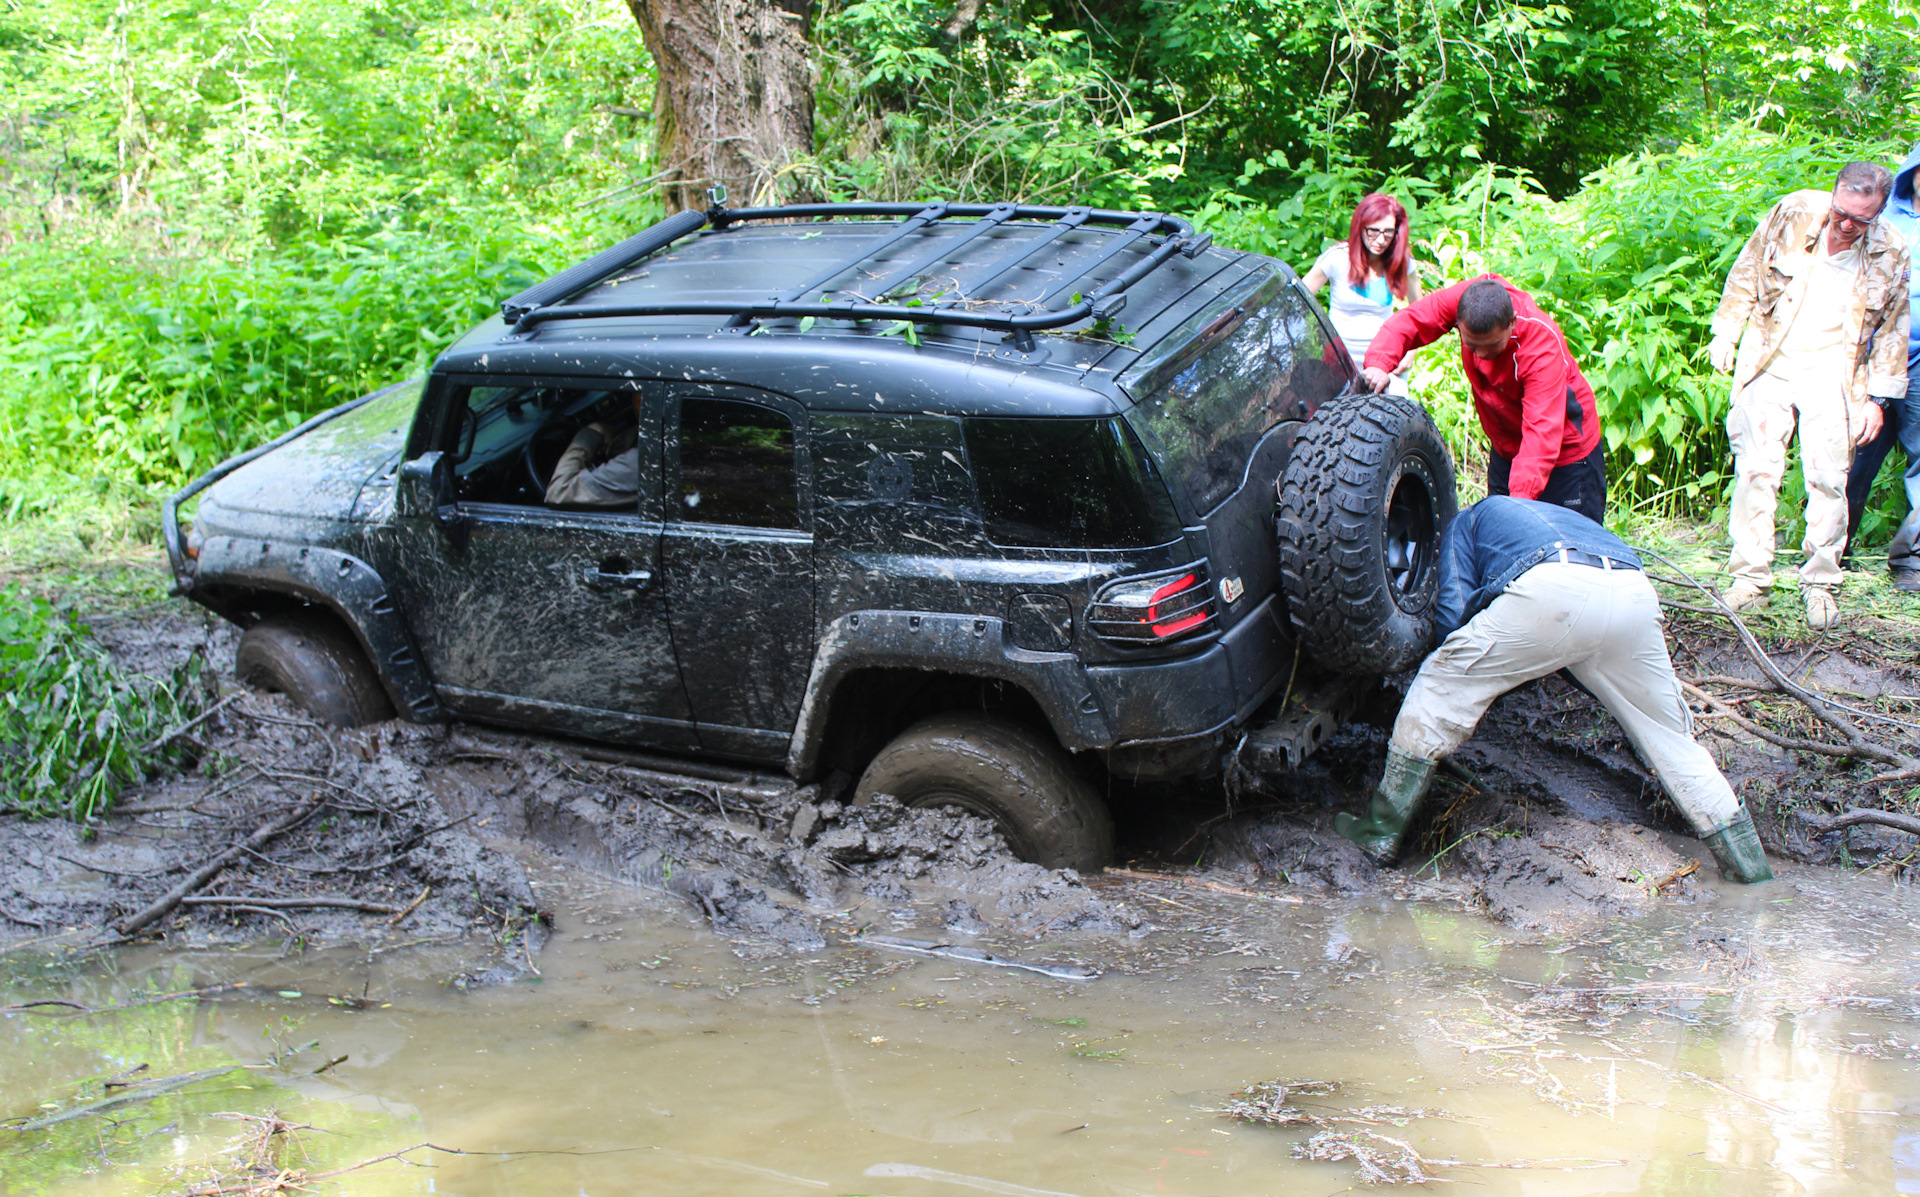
[964,416,1183,549]
[671,398,801,529]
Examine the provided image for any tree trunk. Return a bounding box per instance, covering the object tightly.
[625,0,816,212]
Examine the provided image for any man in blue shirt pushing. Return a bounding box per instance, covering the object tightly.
[1337,496,1773,884]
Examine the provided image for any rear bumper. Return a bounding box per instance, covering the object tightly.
[1085,594,1293,780]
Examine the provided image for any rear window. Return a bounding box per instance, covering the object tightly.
[1124,271,1348,514]
[964,417,1182,549]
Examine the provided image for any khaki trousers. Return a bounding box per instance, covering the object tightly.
[1727,371,1854,587]
[1390,563,1741,836]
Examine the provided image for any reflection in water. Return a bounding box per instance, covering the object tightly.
[3,864,1919,1195]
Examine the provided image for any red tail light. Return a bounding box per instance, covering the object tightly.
[1089,563,1218,644]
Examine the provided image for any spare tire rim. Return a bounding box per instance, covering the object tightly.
[1383,458,1439,613]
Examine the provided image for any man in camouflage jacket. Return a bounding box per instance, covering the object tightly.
[1708,162,1911,628]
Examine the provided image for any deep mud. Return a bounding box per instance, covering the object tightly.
[3,599,1915,974]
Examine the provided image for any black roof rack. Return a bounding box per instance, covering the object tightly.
[496,201,1212,350]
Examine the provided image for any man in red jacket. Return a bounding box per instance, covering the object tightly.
[1360,275,1607,520]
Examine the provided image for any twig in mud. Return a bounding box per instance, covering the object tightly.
[180,896,402,914]
[0,982,254,1018]
[118,764,266,817]
[115,799,323,938]
[389,886,432,925]
[1686,673,1920,734]
[1686,1071,1789,1114]
[1684,682,1892,763]
[53,853,175,879]
[0,999,91,1013]
[1654,860,1699,892]
[1104,867,1305,904]
[0,904,50,930]
[1792,806,1920,838]
[4,1065,243,1131]
[139,691,243,754]
[1292,1129,1449,1185]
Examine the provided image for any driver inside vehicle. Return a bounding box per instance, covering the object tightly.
[545,393,644,509]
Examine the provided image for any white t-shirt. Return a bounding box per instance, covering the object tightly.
[1313,244,1396,363]
[1766,235,1863,383]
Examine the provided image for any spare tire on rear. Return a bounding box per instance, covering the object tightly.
[1276,391,1458,675]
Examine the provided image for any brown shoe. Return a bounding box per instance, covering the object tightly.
[1718,581,1768,613]
[1805,584,1839,630]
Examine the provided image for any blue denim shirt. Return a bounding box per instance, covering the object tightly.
[1433,496,1641,639]
[1891,144,1920,371]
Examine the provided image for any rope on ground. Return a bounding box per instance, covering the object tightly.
[1637,546,1920,785]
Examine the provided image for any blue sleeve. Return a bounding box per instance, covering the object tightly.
[1431,509,1479,641]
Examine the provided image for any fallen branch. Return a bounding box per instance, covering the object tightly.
[1792,807,1920,838]
[138,691,242,754]
[1683,682,1866,759]
[180,896,401,914]
[1644,549,1920,784]
[1104,867,1304,904]
[114,800,322,938]
[4,1065,242,1132]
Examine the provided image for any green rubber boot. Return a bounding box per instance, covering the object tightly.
[1334,749,1438,865]
[1702,808,1772,884]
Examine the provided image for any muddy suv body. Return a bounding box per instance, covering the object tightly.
[165,201,1456,868]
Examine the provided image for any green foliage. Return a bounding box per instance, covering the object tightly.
[0,0,656,242]
[812,0,1183,206]
[0,585,206,819]
[0,226,559,482]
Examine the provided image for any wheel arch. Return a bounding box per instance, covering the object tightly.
[786,610,1114,782]
[186,536,444,722]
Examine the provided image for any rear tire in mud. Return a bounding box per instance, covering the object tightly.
[236,610,396,727]
[853,714,1114,872]
[1276,391,1458,675]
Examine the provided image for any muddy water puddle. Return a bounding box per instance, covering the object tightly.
[5,860,1920,1195]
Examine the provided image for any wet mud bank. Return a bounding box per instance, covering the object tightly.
[4,603,1915,973]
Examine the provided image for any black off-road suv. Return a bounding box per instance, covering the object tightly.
[164,198,1457,871]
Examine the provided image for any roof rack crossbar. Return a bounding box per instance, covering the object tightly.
[846,202,1022,310]
[500,208,708,324]
[1036,214,1165,307]
[725,200,953,326]
[959,207,1093,301]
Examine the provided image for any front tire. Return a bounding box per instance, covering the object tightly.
[1276,392,1458,675]
[853,714,1113,872]
[236,610,396,727]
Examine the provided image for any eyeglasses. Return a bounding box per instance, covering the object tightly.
[1832,204,1882,229]
[1361,224,1397,241]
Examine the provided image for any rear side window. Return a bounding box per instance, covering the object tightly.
[964,417,1182,549]
[673,398,801,529]
[1125,272,1347,514]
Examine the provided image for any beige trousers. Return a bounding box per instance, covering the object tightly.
[1391,563,1741,836]
[1726,371,1854,587]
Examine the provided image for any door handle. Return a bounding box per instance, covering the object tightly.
[585,564,653,591]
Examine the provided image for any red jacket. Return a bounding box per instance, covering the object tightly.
[1364,274,1601,501]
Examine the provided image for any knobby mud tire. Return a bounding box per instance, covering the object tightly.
[1276,392,1458,675]
[853,714,1114,873]
[236,610,396,727]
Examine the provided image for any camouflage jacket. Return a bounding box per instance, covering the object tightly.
[1710,189,1911,420]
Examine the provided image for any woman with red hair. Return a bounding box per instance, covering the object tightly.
[1302,194,1422,394]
